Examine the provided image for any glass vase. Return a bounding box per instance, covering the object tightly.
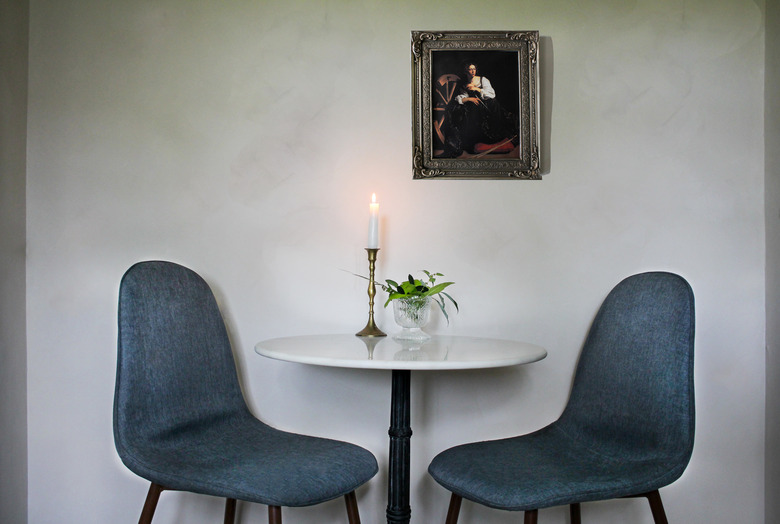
[392,296,432,341]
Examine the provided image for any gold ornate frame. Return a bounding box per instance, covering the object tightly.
[411,30,540,180]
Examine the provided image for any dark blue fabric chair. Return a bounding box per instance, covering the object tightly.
[114,261,378,524]
[428,272,695,524]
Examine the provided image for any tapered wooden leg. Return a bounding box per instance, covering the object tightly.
[524,509,538,524]
[570,502,581,524]
[268,505,282,524]
[138,483,165,524]
[445,494,462,524]
[645,490,668,524]
[345,491,361,524]
[224,498,237,524]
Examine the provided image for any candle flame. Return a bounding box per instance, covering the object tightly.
[371,193,376,203]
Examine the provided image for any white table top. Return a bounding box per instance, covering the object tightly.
[255,334,547,371]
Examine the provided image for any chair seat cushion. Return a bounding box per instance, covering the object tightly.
[428,424,687,511]
[117,412,378,507]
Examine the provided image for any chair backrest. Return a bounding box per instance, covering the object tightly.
[114,261,248,459]
[557,272,695,465]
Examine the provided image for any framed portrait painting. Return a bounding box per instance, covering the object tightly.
[411,30,540,180]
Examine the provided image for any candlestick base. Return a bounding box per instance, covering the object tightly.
[356,320,387,338]
[355,247,387,338]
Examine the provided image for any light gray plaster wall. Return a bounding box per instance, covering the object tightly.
[25,1,766,522]
[766,0,780,521]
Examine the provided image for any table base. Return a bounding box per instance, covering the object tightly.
[387,369,412,524]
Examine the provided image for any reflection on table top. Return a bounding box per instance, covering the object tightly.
[255,334,547,371]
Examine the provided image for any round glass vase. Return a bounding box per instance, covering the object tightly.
[392,296,433,342]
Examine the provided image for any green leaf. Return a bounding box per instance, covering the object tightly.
[400,281,418,294]
[426,282,454,295]
[384,292,408,307]
[442,292,459,312]
[434,295,450,324]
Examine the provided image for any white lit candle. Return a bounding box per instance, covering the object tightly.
[367,193,379,248]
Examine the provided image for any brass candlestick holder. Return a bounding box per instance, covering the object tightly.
[355,248,387,337]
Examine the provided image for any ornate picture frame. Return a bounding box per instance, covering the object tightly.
[411,30,540,180]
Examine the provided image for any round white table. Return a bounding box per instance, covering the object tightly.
[255,334,547,524]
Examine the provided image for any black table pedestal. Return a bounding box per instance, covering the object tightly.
[387,369,412,524]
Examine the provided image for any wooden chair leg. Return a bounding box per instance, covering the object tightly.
[344,491,361,524]
[138,483,165,524]
[645,490,669,524]
[268,505,282,524]
[570,502,581,524]
[224,498,237,524]
[524,509,538,524]
[445,494,462,524]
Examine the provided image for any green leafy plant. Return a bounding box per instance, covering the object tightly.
[380,270,459,324]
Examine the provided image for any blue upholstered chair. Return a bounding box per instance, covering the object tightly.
[428,272,695,524]
[114,261,378,524]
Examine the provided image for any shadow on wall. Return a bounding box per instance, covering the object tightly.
[539,36,553,176]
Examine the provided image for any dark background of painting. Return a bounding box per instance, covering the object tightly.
[430,49,520,116]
